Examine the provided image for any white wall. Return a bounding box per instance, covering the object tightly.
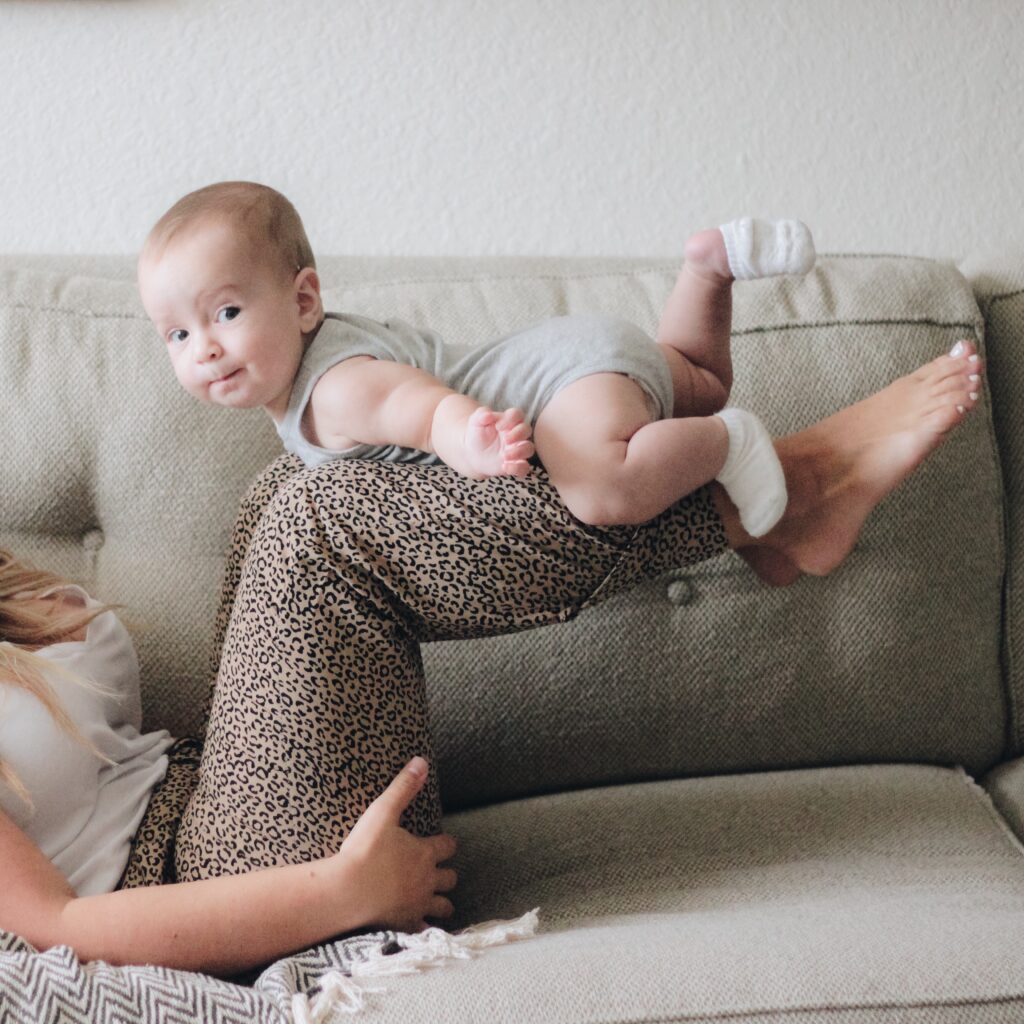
[2,0,1021,260]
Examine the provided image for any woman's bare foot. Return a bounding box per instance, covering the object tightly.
[724,340,985,583]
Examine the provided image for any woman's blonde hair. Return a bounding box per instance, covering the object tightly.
[0,548,115,808]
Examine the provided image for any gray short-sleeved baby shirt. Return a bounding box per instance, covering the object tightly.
[275,311,674,468]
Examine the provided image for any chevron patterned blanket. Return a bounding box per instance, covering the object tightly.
[0,927,399,1023]
[0,910,538,1022]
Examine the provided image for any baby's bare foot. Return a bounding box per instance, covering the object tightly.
[465,406,535,479]
[738,339,984,581]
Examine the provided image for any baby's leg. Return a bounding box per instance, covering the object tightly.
[658,219,817,419]
[656,229,736,418]
[534,373,730,526]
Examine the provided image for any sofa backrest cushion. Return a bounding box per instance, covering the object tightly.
[0,253,1005,810]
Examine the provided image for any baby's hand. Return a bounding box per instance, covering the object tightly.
[464,406,535,479]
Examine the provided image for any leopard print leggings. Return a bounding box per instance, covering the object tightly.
[118,738,202,889]
[125,454,728,885]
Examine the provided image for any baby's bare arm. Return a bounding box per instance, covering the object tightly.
[309,358,533,478]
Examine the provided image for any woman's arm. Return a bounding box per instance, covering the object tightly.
[0,758,457,976]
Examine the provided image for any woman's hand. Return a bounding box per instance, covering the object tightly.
[333,757,458,932]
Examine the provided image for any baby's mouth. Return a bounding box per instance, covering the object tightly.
[210,368,241,385]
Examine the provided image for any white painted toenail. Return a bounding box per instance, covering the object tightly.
[970,392,978,401]
[969,354,979,363]
[950,341,965,357]
[957,405,965,414]
[969,373,980,382]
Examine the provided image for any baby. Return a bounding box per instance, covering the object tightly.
[138,182,817,534]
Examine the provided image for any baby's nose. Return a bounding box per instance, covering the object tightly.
[194,332,221,361]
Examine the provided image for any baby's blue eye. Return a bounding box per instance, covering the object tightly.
[168,329,188,344]
[217,306,241,323]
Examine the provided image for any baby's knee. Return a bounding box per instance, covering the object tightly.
[703,375,731,414]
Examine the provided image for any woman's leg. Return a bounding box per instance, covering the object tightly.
[118,738,203,889]
[175,461,726,881]
[196,453,306,728]
[176,340,983,881]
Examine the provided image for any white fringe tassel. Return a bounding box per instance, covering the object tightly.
[291,908,540,1022]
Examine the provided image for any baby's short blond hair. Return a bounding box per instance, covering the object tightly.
[144,181,316,278]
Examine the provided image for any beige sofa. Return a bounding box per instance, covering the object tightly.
[2,249,1024,1021]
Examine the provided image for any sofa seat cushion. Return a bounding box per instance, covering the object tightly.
[402,764,1024,1023]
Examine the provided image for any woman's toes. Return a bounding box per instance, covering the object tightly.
[948,338,976,359]
[923,398,968,435]
[924,350,984,389]
[929,374,971,399]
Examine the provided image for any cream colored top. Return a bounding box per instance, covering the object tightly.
[0,585,174,895]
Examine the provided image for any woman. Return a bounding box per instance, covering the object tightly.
[0,341,984,976]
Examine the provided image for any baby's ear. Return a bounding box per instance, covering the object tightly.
[295,267,322,329]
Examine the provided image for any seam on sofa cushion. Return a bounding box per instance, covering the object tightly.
[732,316,977,337]
[984,287,1024,307]
[317,255,947,291]
[820,252,949,263]
[0,301,146,321]
[1003,550,1020,756]
[0,303,980,338]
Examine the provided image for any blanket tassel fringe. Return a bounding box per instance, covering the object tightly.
[291,908,540,1021]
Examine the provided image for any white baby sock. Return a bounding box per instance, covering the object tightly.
[719,218,816,281]
[714,408,788,538]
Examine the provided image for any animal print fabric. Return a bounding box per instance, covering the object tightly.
[175,454,727,881]
[118,738,203,889]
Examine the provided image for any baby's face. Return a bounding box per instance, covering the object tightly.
[138,218,313,419]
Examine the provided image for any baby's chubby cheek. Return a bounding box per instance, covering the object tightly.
[169,362,207,402]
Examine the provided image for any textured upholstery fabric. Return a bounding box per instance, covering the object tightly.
[985,756,1024,845]
[962,251,1024,758]
[0,254,1005,806]
[406,764,1024,1023]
